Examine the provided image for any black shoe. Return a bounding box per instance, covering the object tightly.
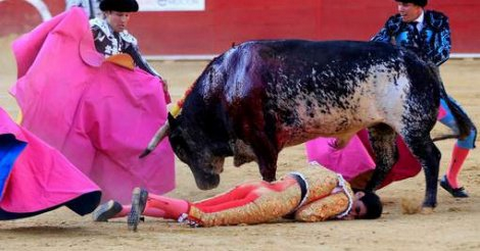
[440,175,469,198]
[127,187,148,232]
[92,200,123,222]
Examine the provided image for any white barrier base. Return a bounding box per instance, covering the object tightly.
[450,53,480,59]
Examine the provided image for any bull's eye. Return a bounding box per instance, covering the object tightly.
[171,137,190,163]
[173,146,189,164]
[175,146,185,156]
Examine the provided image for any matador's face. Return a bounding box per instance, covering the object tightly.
[105,11,132,33]
[345,192,368,220]
[397,2,423,23]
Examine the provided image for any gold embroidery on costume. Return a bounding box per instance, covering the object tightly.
[293,165,354,221]
[294,191,351,222]
[297,165,339,204]
[189,185,302,227]
[186,164,353,227]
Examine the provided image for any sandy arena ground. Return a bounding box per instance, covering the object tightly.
[1,36,480,250]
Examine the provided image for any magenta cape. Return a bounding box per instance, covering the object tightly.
[0,107,101,220]
[306,130,421,188]
[10,8,175,204]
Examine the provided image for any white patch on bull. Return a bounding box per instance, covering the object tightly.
[276,62,411,146]
[311,68,317,82]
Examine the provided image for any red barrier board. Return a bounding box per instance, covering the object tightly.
[1,0,479,55]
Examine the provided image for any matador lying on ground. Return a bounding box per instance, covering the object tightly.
[92,162,383,231]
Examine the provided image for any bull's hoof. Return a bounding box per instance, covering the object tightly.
[420,207,435,215]
[262,176,276,182]
[421,199,437,214]
[260,171,276,182]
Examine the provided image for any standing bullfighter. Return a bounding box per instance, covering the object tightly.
[372,0,477,197]
[90,0,171,103]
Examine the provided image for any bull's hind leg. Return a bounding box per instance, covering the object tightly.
[365,124,398,192]
[401,132,441,208]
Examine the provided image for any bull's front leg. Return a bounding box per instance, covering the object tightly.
[258,157,278,182]
[249,132,279,182]
[255,144,279,182]
[238,105,280,181]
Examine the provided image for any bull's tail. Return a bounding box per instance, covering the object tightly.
[432,134,463,142]
[430,63,477,143]
[442,95,476,142]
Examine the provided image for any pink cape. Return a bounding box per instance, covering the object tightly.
[306,130,421,188]
[0,107,101,220]
[10,8,175,204]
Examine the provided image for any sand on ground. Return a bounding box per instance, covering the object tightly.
[0,36,480,251]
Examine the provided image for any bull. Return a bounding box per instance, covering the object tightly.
[142,40,474,208]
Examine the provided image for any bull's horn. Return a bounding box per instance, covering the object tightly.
[139,121,171,158]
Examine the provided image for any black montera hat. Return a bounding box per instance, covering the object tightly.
[395,0,428,7]
[99,0,139,12]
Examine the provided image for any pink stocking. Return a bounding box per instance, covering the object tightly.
[194,178,297,213]
[145,194,189,219]
[113,203,180,219]
[446,145,470,188]
[113,205,130,218]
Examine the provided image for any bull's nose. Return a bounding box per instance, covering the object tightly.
[195,173,220,190]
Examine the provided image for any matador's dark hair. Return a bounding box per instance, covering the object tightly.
[359,191,383,219]
[395,0,428,7]
[100,0,139,12]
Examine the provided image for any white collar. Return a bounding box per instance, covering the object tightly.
[90,18,115,38]
[413,11,425,31]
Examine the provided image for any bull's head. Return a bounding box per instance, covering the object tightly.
[141,113,233,190]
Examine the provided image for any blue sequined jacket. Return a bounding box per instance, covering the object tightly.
[371,10,451,66]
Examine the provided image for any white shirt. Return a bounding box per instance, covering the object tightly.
[413,11,425,31]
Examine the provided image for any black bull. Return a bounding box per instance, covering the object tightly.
[144,40,475,208]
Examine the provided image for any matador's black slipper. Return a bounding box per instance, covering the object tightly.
[440,175,469,198]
